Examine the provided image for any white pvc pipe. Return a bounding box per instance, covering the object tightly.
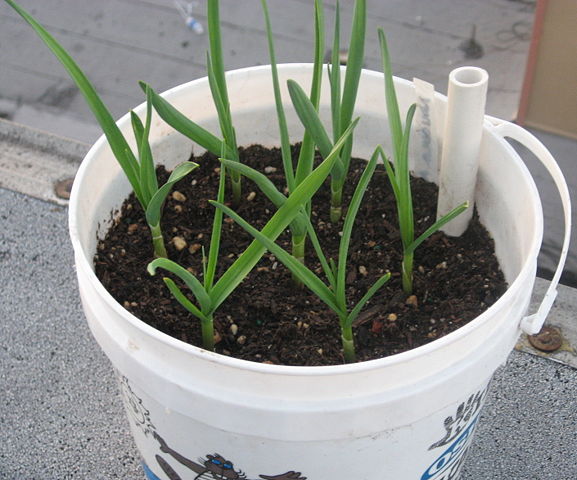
[437,66,488,236]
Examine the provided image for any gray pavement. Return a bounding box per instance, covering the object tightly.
[0,125,576,479]
[1,0,535,142]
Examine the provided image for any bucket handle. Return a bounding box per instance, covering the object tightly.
[487,118,571,335]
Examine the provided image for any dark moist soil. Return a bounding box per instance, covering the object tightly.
[95,145,507,366]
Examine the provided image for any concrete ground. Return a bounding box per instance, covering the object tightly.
[1,0,536,141]
[0,1,576,479]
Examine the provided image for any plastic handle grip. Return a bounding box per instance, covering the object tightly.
[488,118,571,334]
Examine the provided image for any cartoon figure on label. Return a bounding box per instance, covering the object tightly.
[152,431,306,480]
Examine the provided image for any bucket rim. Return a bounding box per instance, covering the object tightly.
[68,64,543,377]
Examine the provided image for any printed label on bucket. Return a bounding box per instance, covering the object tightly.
[119,374,308,480]
[421,384,490,480]
[421,417,477,480]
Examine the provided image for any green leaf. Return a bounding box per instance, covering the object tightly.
[329,1,342,143]
[220,157,310,239]
[382,152,401,202]
[287,80,334,160]
[148,258,211,313]
[336,146,380,308]
[397,103,417,249]
[140,86,158,202]
[406,202,469,255]
[329,258,338,282]
[340,0,366,132]
[145,162,198,228]
[379,28,403,164]
[207,0,229,109]
[221,158,333,284]
[130,88,158,205]
[289,78,346,186]
[261,0,294,192]
[204,164,227,291]
[220,159,287,208]
[310,0,325,111]
[207,52,236,160]
[345,272,391,328]
[303,214,336,288]
[294,0,325,190]
[5,0,144,204]
[209,119,358,311]
[212,202,340,314]
[130,111,149,203]
[162,278,210,323]
[141,82,228,157]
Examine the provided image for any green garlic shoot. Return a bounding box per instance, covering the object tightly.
[326,0,367,223]
[260,0,324,271]
[379,29,468,294]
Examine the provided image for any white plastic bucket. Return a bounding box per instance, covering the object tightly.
[69,65,570,480]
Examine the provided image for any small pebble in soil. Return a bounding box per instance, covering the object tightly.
[387,313,398,322]
[264,166,277,173]
[237,335,247,345]
[174,205,183,213]
[359,265,368,276]
[188,243,202,254]
[230,324,238,335]
[172,191,187,202]
[172,236,187,251]
[127,224,138,234]
[371,319,383,334]
[246,191,256,201]
[406,295,418,307]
